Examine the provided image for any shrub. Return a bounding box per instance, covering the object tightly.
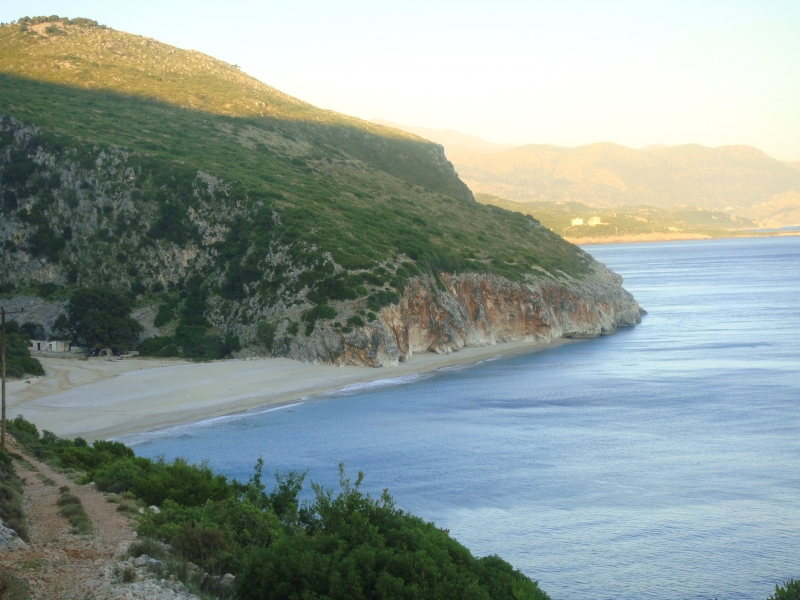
[153,305,175,327]
[131,457,232,507]
[346,315,364,327]
[116,498,140,513]
[770,579,800,600]
[301,304,337,336]
[236,465,548,600]
[129,537,169,560]
[0,322,44,379]
[0,570,30,600]
[93,457,147,493]
[256,320,277,353]
[173,523,231,565]
[57,490,93,534]
[0,451,29,541]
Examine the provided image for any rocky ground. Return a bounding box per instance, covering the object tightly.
[0,442,199,599]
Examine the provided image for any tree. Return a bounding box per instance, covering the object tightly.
[2,320,44,378]
[50,313,70,341]
[65,288,143,351]
[256,320,276,353]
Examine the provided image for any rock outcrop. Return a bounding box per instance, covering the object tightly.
[291,262,642,367]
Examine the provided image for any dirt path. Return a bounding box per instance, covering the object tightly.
[0,445,135,599]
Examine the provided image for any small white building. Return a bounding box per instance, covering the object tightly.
[571,218,584,226]
[588,216,603,226]
[30,339,72,353]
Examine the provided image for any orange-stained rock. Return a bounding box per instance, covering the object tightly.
[295,263,642,367]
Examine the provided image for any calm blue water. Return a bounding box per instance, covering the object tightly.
[127,237,800,600]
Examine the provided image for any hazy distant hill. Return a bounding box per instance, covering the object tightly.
[372,119,514,155]
[448,143,800,226]
[376,121,800,228]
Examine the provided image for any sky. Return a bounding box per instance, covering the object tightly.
[3,1,799,160]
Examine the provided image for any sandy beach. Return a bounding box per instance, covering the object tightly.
[7,339,569,442]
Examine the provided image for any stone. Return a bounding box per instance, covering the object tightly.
[133,555,149,567]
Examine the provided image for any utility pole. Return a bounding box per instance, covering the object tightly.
[1,306,24,452]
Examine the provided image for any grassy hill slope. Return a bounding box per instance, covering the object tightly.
[0,16,593,358]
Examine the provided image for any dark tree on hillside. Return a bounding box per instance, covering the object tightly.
[65,287,143,351]
[2,321,45,378]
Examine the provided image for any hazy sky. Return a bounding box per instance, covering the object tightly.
[3,1,799,160]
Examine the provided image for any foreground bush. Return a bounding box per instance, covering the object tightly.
[770,579,800,600]
[236,466,547,600]
[7,416,549,599]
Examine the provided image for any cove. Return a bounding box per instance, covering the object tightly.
[127,236,800,600]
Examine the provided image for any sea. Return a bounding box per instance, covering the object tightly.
[125,237,800,600]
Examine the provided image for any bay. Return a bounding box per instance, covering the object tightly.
[127,236,800,600]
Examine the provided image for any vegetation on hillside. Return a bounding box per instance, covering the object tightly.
[0,449,29,541]
[475,193,766,241]
[0,17,595,357]
[7,415,550,599]
[0,320,44,378]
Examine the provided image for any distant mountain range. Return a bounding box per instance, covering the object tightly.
[376,121,800,228]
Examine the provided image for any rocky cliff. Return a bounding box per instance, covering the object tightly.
[281,264,642,367]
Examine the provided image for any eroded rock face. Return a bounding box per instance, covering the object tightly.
[291,263,642,367]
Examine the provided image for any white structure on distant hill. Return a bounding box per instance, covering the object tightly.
[30,339,72,353]
[588,216,603,226]
[571,218,584,226]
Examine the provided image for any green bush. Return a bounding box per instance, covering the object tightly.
[770,579,800,600]
[57,489,93,534]
[173,523,231,566]
[0,569,30,600]
[7,416,39,447]
[0,321,44,379]
[129,537,169,560]
[153,305,175,327]
[93,457,148,493]
[347,315,364,327]
[301,304,337,336]
[131,457,232,507]
[0,451,29,541]
[256,320,277,353]
[236,465,547,600]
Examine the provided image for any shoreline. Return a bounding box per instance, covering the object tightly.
[7,338,572,442]
[566,230,800,245]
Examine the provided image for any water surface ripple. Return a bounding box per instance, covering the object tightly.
[130,237,800,600]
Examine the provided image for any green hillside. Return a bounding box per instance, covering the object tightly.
[475,193,761,241]
[0,16,591,358]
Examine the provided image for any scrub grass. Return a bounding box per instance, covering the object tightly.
[56,486,93,535]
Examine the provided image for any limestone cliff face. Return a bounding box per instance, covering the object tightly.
[290,263,642,367]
